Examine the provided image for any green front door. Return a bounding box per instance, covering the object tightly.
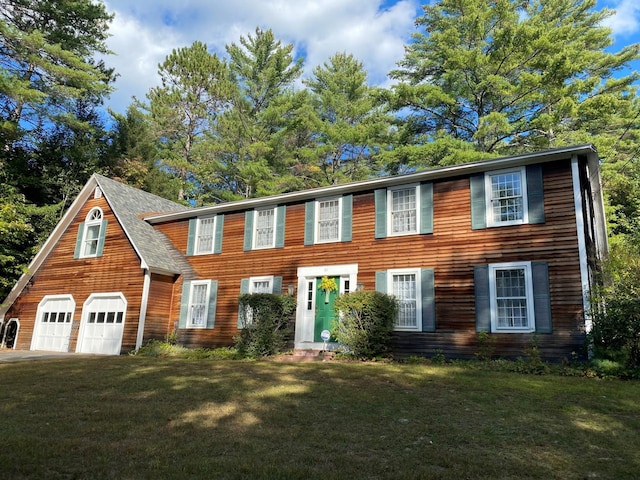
[314,276,339,342]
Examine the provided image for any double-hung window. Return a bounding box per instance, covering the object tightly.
[316,198,341,243]
[187,281,211,328]
[488,262,535,332]
[195,216,216,254]
[249,276,274,294]
[254,208,276,249]
[391,270,420,329]
[485,167,528,227]
[389,186,418,235]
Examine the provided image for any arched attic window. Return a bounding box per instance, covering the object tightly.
[74,207,108,259]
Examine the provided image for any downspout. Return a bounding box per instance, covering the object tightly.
[571,155,592,333]
[136,268,151,350]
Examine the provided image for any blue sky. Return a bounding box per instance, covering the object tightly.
[100,0,640,114]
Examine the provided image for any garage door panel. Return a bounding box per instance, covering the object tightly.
[31,297,74,352]
[77,294,126,355]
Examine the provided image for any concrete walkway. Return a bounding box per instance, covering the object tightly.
[0,349,90,362]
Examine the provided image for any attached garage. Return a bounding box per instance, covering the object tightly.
[31,295,75,352]
[76,293,127,355]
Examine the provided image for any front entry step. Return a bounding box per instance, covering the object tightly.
[275,349,335,362]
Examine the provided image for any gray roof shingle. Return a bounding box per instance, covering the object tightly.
[95,175,193,275]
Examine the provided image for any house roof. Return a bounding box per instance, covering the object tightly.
[145,144,599,224]
[1,175,191,315]
[94,175,192,275]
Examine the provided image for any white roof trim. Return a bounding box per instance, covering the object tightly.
[0,176,100,317]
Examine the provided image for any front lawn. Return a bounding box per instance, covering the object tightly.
[0,357,638,479]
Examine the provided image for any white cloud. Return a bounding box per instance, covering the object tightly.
[101,0,419,113]
[602,0,640,36]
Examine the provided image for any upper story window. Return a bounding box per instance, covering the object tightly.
[486,168,528,227]
[244,206,285,251]
[195,216,216,254]
[471,165,544,229]
[187,215,224,256]
[304,195,352,245]
[74,207,107,259]
[489,262,535,333]
[254,208,276,249]
[374,183,433,239]
[389,185,418,235]
[316,197,341,243]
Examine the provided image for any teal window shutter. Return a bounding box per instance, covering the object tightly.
[73,223,85,259]
[238,278,250,328]
[179,280,191,329]
[95,219,108,257]
[341,195,353,242]
[186,219,196,256]
[275,205,286,248]
[470,174,486,230]
[374,189,387,239]
[243,211,254,251]
[214,215,224,254]
[474,266,490,332]
[304,201,315,245]
[273,276,283,294]
[526,165,545,224]
[421,268,435,332]
[532,262,552,333]
[419,183,433,234]
[206,280,218,329]
[375,270,387,293]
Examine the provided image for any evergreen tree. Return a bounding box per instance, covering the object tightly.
[199,28,304,201]
[388,0,640,167]
[302,52,393,185]
[146,41,231,201]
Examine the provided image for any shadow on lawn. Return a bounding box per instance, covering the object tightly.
[0,356,639,479]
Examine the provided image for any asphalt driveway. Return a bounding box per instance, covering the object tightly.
[0,350,93,362]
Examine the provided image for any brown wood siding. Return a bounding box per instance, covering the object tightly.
[5,196,144,353]
[143,274,176,342]
[154,158,586,360]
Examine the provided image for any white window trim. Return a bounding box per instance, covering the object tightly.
[387,183,420,237]
[314,196,342,244]
[387,268,422,331]
[252,207,276,250]
[249,275,274,294]
[187,280,211,328]
[488,261,535,333]
[194,216,217,255]
[485,167,528,227]
[80,207,104,259]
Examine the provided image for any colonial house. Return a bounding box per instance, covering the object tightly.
[0,144,607,360]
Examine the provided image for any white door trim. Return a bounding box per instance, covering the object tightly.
[295,264,358,349]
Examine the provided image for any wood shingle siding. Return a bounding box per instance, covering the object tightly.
[6,197,144,352]
[151,159,588,359]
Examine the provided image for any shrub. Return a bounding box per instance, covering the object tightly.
[475,331,496,361]
[590,243,640,370]
[332,291,398,359]
[234,293,296,358]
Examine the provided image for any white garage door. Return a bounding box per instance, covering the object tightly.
[31,296,74,352]
[77,294,127,355]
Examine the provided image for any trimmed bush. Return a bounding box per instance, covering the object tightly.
[235,293,296,358]
[332,291,398,359]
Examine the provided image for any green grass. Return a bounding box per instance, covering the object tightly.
[1,357,639,479]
